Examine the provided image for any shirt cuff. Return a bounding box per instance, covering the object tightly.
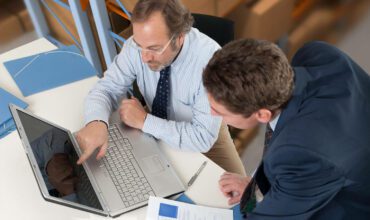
[142,114,165,138]
[84,111,110,127]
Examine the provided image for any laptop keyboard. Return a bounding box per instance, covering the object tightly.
[102,124,155,208]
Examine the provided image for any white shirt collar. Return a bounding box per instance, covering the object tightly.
[269,113,280,131]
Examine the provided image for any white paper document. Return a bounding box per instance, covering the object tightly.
[146,196,233,220]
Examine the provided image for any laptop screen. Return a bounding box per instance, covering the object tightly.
[16,109,104,211]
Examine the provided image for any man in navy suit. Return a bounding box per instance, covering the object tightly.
[203,39,370,219]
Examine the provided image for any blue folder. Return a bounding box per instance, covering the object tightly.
[0,118,16,139]
[0,88,28,138]
[3,45,97,97]
[175,193,243,219]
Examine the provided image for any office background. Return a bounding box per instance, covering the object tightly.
[0,0,369,175]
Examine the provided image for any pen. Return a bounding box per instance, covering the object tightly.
[187,161,207,187]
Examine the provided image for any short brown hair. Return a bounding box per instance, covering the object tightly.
[203,39,294,117]
[132,0,193,37]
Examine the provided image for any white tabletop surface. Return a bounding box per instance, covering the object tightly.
[0,38,230,220]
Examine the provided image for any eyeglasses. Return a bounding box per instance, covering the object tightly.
[130,35,175,55]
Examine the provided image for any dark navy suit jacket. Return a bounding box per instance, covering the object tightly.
[248,41,370,219]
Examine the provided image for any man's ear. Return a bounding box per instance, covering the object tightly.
[178,33,185,45]
[255,109,272,123]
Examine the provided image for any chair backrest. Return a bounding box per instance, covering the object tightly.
[192,13,235,46]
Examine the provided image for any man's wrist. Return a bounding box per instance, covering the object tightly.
[87,120,108,129]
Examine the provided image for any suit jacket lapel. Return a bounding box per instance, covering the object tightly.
[256,67,314,195]
[272,67,313,141]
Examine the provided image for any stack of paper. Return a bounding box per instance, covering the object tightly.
[146,196,233,220]
[0,88,28,139]
[3,45,96,97]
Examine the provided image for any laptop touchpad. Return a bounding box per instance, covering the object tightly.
[141,155,165,174]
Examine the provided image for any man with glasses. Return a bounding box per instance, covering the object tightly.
[76,0,246,176]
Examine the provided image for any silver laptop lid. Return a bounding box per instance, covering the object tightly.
[9,104,108,216]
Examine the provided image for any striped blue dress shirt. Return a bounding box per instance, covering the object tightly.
[85,28,222,152]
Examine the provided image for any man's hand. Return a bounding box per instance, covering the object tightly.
[219,172,251,205]
[119,97,147,129]
[76,121,108,164]
[46,153,77,196]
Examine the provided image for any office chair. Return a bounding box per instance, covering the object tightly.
[192,13,235,46]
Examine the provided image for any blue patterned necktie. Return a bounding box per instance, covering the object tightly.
[263,123,273,154]
[240,123,273,216]
[152,66,171,119]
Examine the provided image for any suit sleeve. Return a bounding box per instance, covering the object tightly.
[291,41,347,69]
[249,146,346,220]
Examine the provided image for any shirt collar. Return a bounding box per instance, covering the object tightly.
[171,31,190,68]
[269,113,280,131]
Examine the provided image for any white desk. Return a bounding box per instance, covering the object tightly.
[0,38,230,220]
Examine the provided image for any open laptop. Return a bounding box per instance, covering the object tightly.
[9,104,185,217]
